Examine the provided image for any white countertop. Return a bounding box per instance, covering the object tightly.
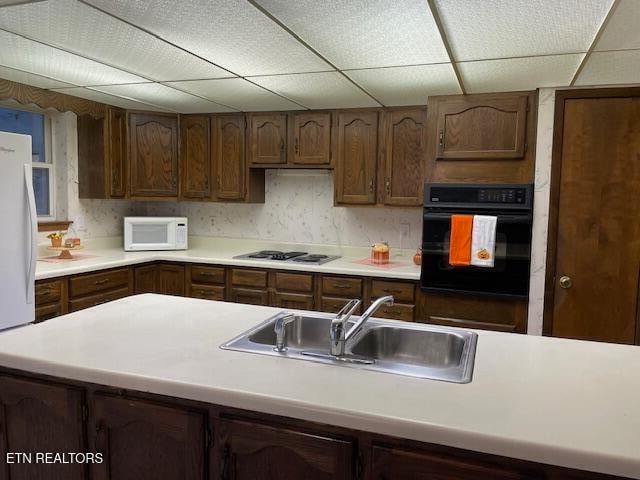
[35,236,421,281]
[0,294,639,478]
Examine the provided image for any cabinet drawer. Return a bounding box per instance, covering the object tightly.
[229,287,269,306]
[190,284,225,301]
[69,268,129,298]
[321,276,362,297]
[371,280,415,303]
[272,292,314,310]
[35,303,63,323]
[274,272,313,293]
[374,303,415,322]
[35,279,63,305]
[191,265,225,285]
[320,296,362,315]
[231,269,267,288]
[69,287,130,312]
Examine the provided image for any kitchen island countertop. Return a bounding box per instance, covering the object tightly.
[0,294,639,478]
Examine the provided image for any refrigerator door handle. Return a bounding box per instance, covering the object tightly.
[24,164,37,305]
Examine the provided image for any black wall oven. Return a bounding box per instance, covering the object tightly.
[421,183,533,298]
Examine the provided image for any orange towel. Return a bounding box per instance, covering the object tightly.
[449,214,473,266]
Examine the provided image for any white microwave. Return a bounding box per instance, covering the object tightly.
[124,217,188,251]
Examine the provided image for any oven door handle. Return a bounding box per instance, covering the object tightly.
[423,212,532,224]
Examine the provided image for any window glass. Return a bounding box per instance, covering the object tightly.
[32,167,50,216]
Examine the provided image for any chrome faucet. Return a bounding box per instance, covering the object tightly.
[273,312,296,352]
[329,296,394,357]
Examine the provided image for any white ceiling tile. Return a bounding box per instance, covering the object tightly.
[83,0,330,76]
[51,87,169,112]
[0,0,232,82]
[255,0,448,69]
[435,0,614,61]
[92,83,235,113]
[250,72,379,109]
[458,55,584,93]
[0,64,72,89]
[345,64,461,106]
[595,0,640,51]
[0,29,146,86]
[165,79,301,111]
[575,50,640,86]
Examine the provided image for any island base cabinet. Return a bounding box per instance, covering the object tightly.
[218,418,354,480]
[89,393,206,480]
[370,445,540,480]
[0,376,86,480]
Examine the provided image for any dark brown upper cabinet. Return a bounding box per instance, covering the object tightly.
[435,93,528,160]
[291,112,331,166]
[213,114,246,200]
[334,110,379,205]
[426,91,536,184]
[128,112,179,199]
[249,113,287,165]
[107,107,127,198]
[180,115,211,200]
[381,108,427,206]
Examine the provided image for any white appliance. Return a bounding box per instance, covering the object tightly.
[124,217,188,251]
[0,132,37,331]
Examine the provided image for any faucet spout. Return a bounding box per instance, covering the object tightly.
[345,295,394,342]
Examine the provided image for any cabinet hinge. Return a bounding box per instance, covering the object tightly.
[82,403,89,421]
[206,427,213,449]
[355,453,363,480]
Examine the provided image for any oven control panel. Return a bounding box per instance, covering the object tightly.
[477,188,526,204]
[426,184,532,208]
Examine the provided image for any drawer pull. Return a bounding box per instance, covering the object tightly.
[383,289,403,294]
[94,278,110,286]
[333,283,352,289]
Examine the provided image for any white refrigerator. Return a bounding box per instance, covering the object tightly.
[0,131,37,331]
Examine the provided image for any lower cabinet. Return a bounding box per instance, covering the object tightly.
[271,291,314,310]
[89,393,206,480]
[371,445,538,480]
[219,418,354,480]
[133,263,185,296]
[230,287,269,305]
[0,375,86,480]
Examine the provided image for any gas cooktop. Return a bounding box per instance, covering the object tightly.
[233,250,341,265]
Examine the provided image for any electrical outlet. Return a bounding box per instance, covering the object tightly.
[209,216,215,231]
[399,222,410,248]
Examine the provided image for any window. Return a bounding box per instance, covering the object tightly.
[0,106,54,218]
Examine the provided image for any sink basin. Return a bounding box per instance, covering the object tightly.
[221,312,477,383]
[350,326,466,368]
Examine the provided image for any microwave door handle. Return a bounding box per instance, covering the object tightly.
[423,212,531,223]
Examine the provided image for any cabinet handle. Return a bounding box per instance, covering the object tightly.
[369,178,375,193]
[438,130,444,149]
[382,288,403,294]
[94,278,110,285]
[385,177,391,195]
[294,137,299,154]
[95,422,107,453]
[220,445,230,480]
[332,283,352,290]
[217,176,221,189]
[279,139,285,156]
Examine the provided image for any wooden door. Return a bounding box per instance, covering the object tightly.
[250,114,287,165]
[90,393,205,480]
[292,112,331,165]
[180,115,211,199]
[272,292,314,310]
[382,108,427,206]
[214,115,246,199]
[219,418,353,480]
[129,113,179,199]
[436,94,528,159]
[77,114,107,199]
[229,287,269,306]
[108,107,127,198]
[547,92,640,344]
[156,263,185,296]
[134,264,158,294]
[0,375,86,480]
[371,445,536,480]
[335,111,378,204]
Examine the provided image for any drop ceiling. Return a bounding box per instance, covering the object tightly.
[0,0,636,113]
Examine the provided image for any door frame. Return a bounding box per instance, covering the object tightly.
[542,87,640,343]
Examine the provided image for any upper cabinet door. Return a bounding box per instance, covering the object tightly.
[335,111,378,205]
[108,107,127,198]
[180,115,211,200]
[292,112,331,166]
[436,94,528,159]
[382,108,427,206]
[249,114,287,165]
[129,113,179,199]
[214,115,246,200]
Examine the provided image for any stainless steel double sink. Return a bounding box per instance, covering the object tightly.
[221,312,478,383]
